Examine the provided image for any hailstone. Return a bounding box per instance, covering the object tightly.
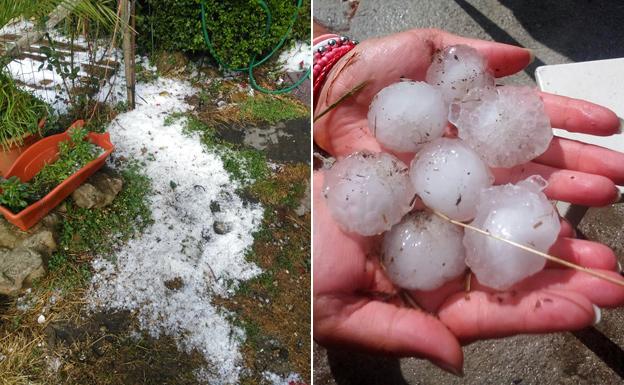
[367,81,447,153]
[409,138,493,221]
[426,44,495,103]
[382,211,466,291]
[449,86,552,168]
[323,151,414,236]
[464,176,560,290]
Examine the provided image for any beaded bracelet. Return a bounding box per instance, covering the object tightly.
[313,34,358,108]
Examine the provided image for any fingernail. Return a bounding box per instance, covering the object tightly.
[526,49,535,65]
[593,304,602,325]
[432,360,464,377]
[618,118,624,134]
[618,260,623,273]
[614,189,623,204]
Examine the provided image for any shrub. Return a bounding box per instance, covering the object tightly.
[136,0,310,68]
[0,73,49,148]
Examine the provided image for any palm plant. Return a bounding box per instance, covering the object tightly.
[0,0,121,148]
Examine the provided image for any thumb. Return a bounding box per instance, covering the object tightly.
[315,296,464,375]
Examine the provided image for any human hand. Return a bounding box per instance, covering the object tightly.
[313,28,624,375]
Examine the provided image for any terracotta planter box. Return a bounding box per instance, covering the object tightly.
[0,120,115,230]
[0,119,46,177]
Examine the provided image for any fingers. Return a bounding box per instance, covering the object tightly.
[314,296,464,374]
[438,289,596,343]
[535,137,624,184]
[313,172,378,295]
[435,30,533,78]
[540,92,621,136]
[505,269,624,308]
[558,218,575,238]
[493,162,618,206]
[548,237,618,270]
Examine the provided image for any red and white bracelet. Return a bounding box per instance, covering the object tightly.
[313,34,358,107]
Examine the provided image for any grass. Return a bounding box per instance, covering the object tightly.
[0,73,49,148]
[239,94,308,125]
[30,161,152,293]
[214,163,310,384]
[0,161,154,384]
[170,113,271,186]
[181,85,310,382]
[58,162,153,258]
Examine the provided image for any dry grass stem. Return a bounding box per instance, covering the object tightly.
[433,210,624,288]
[313,80,368,122]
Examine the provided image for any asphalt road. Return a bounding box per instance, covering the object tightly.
[313,1,624,384]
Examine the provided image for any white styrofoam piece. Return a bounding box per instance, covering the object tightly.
[536,58,624,222]
[536,58,624,153]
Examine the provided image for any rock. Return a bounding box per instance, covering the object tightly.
[213,221,231,235]
[153,51,188,75]
[0,217,22,248]
[0,248,45,295]
[164,277,184,290]
[72,172,123,209]
[22,230,57,257]
[41,213,61,229]
[201,228,211,241]
[56,202,67,213]
[216,100,227,108]
[209,201,221,213]
[90,173,123,200]
[72,183,100,209]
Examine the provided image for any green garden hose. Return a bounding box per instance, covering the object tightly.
[200,0,310,95]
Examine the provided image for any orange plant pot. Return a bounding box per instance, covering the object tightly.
[0,120,115,230]
[0,119,47,177]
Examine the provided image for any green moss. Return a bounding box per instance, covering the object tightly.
[173,113,270,186]
[239,95,307,124]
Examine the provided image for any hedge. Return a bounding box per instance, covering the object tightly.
[136,0,310,69]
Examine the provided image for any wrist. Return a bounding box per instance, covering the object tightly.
[313,36,359,109]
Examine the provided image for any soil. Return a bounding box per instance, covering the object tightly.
[45,312,206,384]
[0,290,206,385]
[214,164,311,385]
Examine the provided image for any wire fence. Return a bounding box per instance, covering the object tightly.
[0,17,123,117]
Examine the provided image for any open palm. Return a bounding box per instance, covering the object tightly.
[313,29,624,374]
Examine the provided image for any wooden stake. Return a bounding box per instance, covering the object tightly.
[121,0,135,109]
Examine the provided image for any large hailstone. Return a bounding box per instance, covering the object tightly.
[449,86,552,168]
[410,138,493,221]
[426,44,495,103]
[367,81,447,153]
[382,211,466,291]
[323,151,414,236]
[464,176,560,290]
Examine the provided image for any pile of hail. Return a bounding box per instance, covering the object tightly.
[322,45,560,291]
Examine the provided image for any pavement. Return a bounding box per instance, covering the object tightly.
[313,1,624,384]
